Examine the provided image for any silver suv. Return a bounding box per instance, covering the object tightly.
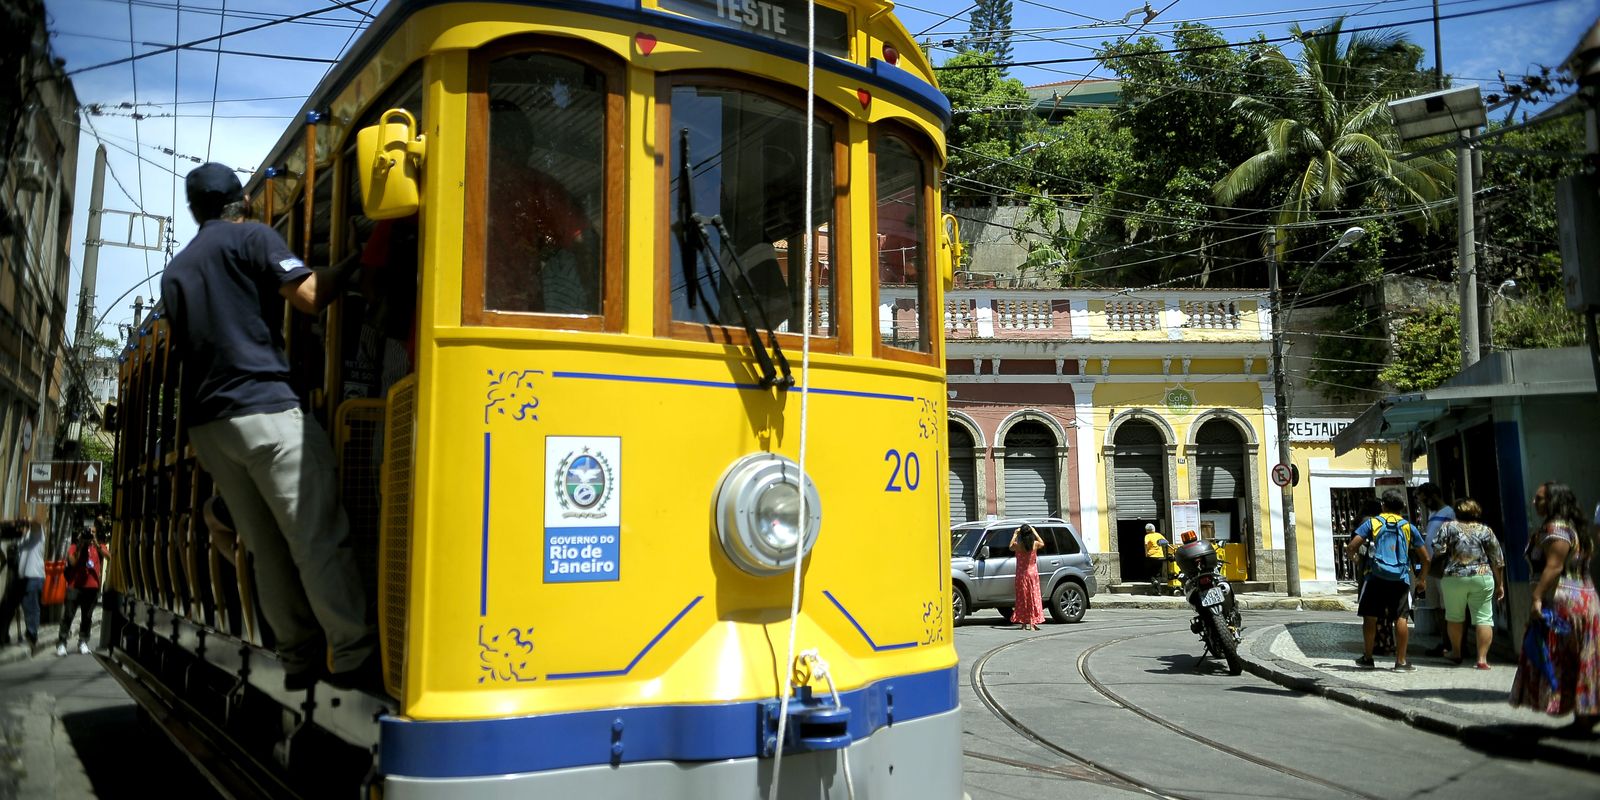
[950,518,1096,625]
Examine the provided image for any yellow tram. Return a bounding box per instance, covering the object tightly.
[104,0,961,796]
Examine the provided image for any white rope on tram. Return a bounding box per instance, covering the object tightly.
[769,0,839,796]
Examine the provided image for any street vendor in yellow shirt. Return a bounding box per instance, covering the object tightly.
[1143,523,1175,594]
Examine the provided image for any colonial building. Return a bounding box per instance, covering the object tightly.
[888,281,1413,591]
[0,0,81,516]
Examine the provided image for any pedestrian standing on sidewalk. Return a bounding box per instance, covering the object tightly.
[1417,483,1456,657]
[1434,498,1504,669]
[1510,482,1598,732]
[1346,490,1430,671]
[0,520,45,652]
[56,529,104,656]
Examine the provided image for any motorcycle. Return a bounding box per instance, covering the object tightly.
[1173,536,1244,675]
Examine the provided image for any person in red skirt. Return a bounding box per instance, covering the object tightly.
[1010,524,1046,630]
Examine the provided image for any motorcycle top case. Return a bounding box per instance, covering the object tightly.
[1174,541,1219,575]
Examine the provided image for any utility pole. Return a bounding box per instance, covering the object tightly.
[74,146,107,364]
[1431,0,1444,90]
[1267,228,1301,597]
[1458,137,1479,369]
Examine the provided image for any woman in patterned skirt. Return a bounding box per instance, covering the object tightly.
[1510,482,1599,732]
[1009,524,1046,631]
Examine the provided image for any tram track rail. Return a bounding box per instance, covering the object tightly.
[968,619,1386,800]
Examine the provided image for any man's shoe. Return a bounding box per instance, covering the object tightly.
[1355,655,1376,669]
[284,668,325,692]
[78,641,90,656]
[54,643,67,657]
[326,652,386,695]
[1393,662,1416,672]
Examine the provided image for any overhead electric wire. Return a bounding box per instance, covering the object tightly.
[204,0,227,160]
[933,0,1565,71]
[125,0,154,282]
[67,0,373,76]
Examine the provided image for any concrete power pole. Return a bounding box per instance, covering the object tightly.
[75,145,106,354]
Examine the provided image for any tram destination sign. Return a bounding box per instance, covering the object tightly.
[659,0,850,57]
[25,461,105,505]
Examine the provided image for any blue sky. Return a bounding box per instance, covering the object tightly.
[41,0,1597,344]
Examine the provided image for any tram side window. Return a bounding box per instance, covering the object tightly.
[342,65,422,398]
[482,53,606,316]
[873,133,930,353]
[668,83,836,337]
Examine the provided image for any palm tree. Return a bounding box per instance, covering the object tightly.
[1213,18,1453,238]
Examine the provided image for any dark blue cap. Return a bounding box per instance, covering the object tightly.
[185,162,243,211]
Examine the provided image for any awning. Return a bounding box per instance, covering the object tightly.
[1330,347,1598,456]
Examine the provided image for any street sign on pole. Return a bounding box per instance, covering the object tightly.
[1270,463,1292,488]
[25,461,105,504]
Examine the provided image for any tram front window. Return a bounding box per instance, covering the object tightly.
[668,84,835,336]
[483,53,605,315]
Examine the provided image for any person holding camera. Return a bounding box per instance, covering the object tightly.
[56,528,104,656]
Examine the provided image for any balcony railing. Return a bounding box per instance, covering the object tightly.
[880,287,1266,342]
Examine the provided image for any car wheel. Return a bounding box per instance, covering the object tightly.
[1048,581,1087,624]
[997,606,1013,621]
[952,586,969,626]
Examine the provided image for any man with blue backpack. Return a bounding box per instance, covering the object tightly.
[1345,489,1432,670]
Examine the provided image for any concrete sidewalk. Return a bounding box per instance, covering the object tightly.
[1093,591,1357,613]
[1240,619,1600,772]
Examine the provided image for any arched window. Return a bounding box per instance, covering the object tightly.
[1004,420,1058,518]
[948,422,977,523]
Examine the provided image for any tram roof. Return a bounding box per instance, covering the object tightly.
[245,0,949,198]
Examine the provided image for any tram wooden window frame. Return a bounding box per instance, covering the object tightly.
[868,124,937,367]
[462,36,627,333]
[652,71,852,355]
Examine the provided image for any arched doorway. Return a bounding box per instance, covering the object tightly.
[1193,418,1248,543]
[948,422,978,523]
[1002,420,1058,518]
[1113,419,1168,581]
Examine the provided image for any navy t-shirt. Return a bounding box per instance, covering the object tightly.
[160,220,312,425]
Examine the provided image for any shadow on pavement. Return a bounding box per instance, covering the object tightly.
[61,705,221,799]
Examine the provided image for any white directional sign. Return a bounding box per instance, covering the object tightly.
[25,461,105,504]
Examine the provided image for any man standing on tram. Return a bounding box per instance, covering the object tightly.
[160,163,378,692]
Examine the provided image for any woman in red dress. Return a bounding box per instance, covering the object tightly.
[1010,524,1046,630]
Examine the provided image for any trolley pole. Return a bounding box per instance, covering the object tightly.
[1267,228,1301,597]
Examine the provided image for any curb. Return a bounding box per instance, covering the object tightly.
[1092,595,1357,612]
[1240,624,1599,774]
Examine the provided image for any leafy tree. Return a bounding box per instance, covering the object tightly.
[1214,18,1454,247]
[1378,304,1459,391]
[1080,25,1293,287]
[938,49,1038,203]
[78,433,115,506]
[967,0,1014,69]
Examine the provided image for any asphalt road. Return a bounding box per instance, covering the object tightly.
[957,607,1599,800]
[2,607,1595,798]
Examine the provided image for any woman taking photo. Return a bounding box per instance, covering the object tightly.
[1510,482,1598,732]
[1009,524,1046,631]
[1434,498,1505,669]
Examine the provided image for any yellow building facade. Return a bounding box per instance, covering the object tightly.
[901,286,1417,589]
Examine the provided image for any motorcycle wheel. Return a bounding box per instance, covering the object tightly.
[1208,606,1243,675]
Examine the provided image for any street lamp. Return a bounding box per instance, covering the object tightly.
[1269,225,1367,597]
[1389,85,1489,368]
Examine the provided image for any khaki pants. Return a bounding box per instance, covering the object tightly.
[190,408,374,673]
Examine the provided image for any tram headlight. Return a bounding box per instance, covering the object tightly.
[715,453,821,576]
